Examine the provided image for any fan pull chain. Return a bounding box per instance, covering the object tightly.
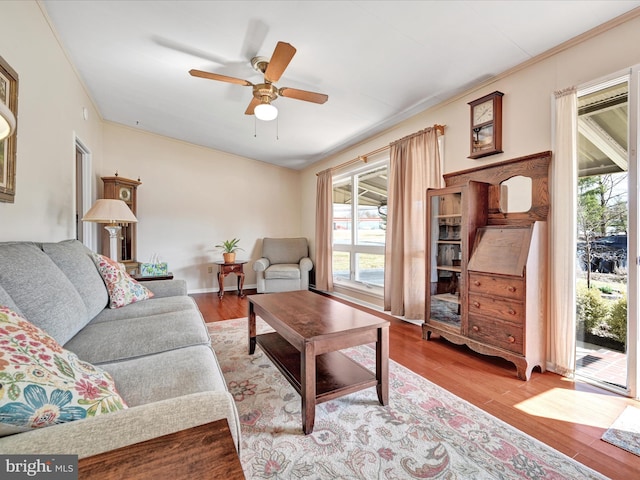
[252,116,279,140]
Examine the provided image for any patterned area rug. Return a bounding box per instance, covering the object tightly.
[602,406,640,457]
[209,318,608,479]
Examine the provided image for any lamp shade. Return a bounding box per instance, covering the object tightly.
[83,199,137,224]
[0,101,16,141]
[254,102,278,121]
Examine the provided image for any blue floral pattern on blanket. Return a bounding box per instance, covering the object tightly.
[0,306,127,434]
[2,385,87,427]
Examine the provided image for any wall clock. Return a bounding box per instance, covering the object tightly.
[468,91,503,159]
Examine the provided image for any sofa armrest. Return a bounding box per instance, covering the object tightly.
[300,257,313,272]
[139,278,187,298]
[253,258,270,272]
[0,391,241,458]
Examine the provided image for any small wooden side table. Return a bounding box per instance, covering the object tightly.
[216,261,247,298]
[78,419,244,479]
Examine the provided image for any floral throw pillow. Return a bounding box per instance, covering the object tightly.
[0,305,128,436]
[90,252,154,309]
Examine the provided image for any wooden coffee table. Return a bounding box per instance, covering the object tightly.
[248,290,389,434]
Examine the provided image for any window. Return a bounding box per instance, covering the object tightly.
[332,162,388,291]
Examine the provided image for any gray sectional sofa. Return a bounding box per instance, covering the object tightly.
[0,239,240,458]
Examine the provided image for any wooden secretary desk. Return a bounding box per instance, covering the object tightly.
[101,175,141,273]
[424,151,551,380]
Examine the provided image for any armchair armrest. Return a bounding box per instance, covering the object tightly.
[300,257,313,272]
[0,391,241,457]
[253,258,270,272]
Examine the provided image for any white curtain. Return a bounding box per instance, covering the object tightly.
[315,168,334,291]
[384,127,443,319]
[549,87,578,377]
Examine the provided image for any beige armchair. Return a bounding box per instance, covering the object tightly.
[253,237,313,293]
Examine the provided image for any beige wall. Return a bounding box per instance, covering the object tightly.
[301,12,640,304]
[102,123,302,292]
[1,2,302,294]
[0,1,104,241]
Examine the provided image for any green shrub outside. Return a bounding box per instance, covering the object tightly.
[576,284,610,332]
[609,296,627,344]
[598,284,613,294]
[576,285,627,345]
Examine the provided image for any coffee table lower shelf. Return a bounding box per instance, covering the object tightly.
[257,332,378,403]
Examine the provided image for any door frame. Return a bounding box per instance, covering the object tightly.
[75,136,94,251]
[628,66,639,399]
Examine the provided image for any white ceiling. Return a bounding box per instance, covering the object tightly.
[41,0,640,170]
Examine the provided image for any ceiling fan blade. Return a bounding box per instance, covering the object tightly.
[189,69,253,87]
[264,42,296,83]
[279,87,328,104]
[245,97,260,115]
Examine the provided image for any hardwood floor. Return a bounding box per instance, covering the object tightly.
[192,290,640,480]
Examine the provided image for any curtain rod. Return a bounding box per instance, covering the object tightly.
[316,124,445,176]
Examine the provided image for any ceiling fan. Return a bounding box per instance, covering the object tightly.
[189,41,328,121]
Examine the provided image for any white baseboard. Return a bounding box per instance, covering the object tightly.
[188,283,257,295]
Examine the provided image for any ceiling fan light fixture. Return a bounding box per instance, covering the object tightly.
[190,41,327,122]
[254,102,278,121]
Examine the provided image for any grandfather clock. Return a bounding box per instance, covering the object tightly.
[101,175,141,273]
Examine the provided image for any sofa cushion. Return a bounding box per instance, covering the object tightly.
[0,306,127,437]
[0,284,21,316]
[99,345,227,407]
[90,253,154,308]
[0,242,88,345]
[89,295,196,324]
[42,240,108,320]
[265,264,302,280]
[64,308,210,364]
[137,278,187,299]
[262,237,308,264]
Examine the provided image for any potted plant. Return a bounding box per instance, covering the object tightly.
[216,238,243,263]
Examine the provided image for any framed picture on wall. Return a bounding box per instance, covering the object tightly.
[0,55,18,203]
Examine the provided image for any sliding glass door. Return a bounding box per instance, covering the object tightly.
[575,69,638,398]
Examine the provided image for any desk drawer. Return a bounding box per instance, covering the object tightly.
[223,264,242,273]
[468,315,524,354]
[469,273,524,301]
[468,293,523,323]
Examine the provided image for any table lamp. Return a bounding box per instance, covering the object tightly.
[0,100,16,141]
[83,199,138,261]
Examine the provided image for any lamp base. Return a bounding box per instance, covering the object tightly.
[103,225,122,262]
